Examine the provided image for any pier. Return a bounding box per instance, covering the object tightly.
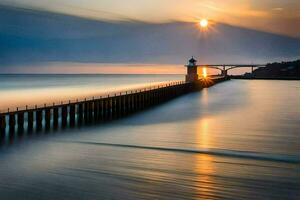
[0,77,228,137]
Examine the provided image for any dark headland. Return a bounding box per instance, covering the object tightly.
[232,60,300,80]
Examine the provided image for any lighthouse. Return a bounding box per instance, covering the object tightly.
[185,57,199,82]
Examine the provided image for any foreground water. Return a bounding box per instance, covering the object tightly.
[0,76,299,199]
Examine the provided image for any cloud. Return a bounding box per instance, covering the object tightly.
[273,7,283,11]
[0,5,299,73]
[0,0,299,37]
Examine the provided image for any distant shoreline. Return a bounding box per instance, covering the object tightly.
[0,73,185,76]
[231,76,300,80]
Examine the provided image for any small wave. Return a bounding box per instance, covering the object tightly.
[63,141,300,164]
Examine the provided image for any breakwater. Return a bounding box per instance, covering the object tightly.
[0,77,228,137]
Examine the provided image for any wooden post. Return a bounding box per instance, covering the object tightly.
[115,96,119,117]
[134,93,138,111]
[102,99,106,121]
[36,110,43,131]
[119,95,123,117]
[127,95,131,114]
[94,101,99,121]
[61,106,68,128]
[0,114,6,136]
[45,108,51,130]
[131,93,135,112]
[169,86,173,99]
[120,95,124,116]
[141,92,145,109]
[104,98,109,120]
[88,102,94,122]
[163,87,166,102]
[53,107,59,129]
[138,92,142,110]
[129,94,134,112]
[70,104,76,126]
[112,97,117,119]
[111,98,115,119]
[121,95,126,116]
[98,100,103,121]
[78,103,83,125]
[130,93,134,114]
[140,92,144,110]
[155,88,158,104]
[115,96,120,118]
[157,88,161,103]
[162,87,166,102]
[149,90,153,106]
[17,112,24,133]
[9,113,16,134]
[27,111,34,132]
[165,87,168,101]
[151,90,154,106]
[84,102,89,123]
[147,90,151,107]
[123,95,128,115]
[108,98,112,120]
[155,89,159,104]
[144,91,148,108]
[101,99,106,121]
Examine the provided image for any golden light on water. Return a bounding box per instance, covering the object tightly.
[199,19,208,28]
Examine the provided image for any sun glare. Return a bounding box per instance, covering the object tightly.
[199,19,208,28]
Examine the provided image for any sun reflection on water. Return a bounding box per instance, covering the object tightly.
[197,119,211,148]
[202,67,208,78]
[195,154,216,199]
[194,117,217,199]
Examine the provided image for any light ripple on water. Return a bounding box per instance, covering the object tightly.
[62,140,300,164]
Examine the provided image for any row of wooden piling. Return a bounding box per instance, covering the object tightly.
[0,77,229,137]
[0,81,197,136]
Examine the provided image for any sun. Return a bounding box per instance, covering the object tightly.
[199,19,208,28]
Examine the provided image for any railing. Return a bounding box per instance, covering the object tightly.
[0,80,186,115]
[0,76,230,138]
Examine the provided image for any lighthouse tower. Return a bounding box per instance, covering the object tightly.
[185,57,198,82]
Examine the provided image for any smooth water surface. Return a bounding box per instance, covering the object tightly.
[0,78,299,199]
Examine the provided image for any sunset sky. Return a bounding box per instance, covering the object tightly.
[2,0,299,37]
[0,0,299,74]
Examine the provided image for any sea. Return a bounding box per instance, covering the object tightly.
[0,74,299,200]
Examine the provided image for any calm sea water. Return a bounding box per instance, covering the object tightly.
[0,75,299,200]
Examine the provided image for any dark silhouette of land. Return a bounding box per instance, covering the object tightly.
[233,60,300,80]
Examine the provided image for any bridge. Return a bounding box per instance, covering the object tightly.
[185,57,266,81]
[199,64,266,76]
